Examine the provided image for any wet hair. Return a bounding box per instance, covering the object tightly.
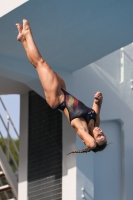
[67,142,107,155]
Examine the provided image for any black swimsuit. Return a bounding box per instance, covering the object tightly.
[57,89,96,123]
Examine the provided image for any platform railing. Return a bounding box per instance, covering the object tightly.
[0,146,18,199]
[0,96,19,199]
[0,97,19,173]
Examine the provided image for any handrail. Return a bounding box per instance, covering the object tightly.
[0,116,19,155]
[0,97,19,138]
[0,96,19,172]
[0,146,18,198]
[0,132,18,171]
[0,179,9,199]
[0,96,19,199]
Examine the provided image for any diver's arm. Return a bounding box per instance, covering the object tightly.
[71,119,96,148]
[92,92,103,127]
[76,128,96,148]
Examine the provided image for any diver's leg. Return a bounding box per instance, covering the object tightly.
[16,19,64,107]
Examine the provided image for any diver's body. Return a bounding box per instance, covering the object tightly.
[16,19,107,153]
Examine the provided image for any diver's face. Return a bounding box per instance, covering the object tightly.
[93,127,106,145]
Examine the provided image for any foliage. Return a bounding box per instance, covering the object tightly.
[0,137,19,172]
[0,138,18,199]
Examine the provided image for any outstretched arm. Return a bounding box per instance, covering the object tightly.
[92,92,103,127]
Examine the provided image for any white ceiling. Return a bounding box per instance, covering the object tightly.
[1,0,133,93]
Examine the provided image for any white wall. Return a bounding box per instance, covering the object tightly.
[95,50,121,82]
[62,114,76,200]
[0,0,29,17]
[94,120,124,200]
[76,147,94,200]
[71,44,133,200]
[18,93,28,200]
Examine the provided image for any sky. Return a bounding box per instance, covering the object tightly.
[0,94,20,139]
[0,0,28,139]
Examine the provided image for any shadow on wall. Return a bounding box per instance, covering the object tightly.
[74,63,133,200]
[93,120,124,200]
[91,61,133,112]
[62,113,76,176]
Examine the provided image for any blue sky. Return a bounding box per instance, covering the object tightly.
[0,94,20,139]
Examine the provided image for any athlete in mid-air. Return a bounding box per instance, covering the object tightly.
[16,19,107,154]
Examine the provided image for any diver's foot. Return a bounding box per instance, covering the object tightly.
[16,19,31,42]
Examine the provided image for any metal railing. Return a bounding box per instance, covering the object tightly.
[0,146,18,198]
[0,96,19,173]
[0,96,19,199]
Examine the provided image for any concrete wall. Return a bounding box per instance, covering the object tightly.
[62,114,76,200]
[18,93,28,200]
[71,44,133,200]
[0,0,29,17]
[94,120,124,200]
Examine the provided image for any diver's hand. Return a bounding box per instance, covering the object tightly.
[94,91,103,106]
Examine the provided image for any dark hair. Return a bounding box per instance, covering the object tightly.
[66,142,107,155]
[91,142,107,153]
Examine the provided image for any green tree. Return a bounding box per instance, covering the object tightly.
[0,137,19,172]
[0,138,18,200]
